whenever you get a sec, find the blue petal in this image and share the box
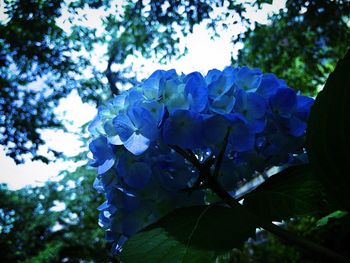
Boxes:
[162,110,203,149]
[209,91,236,114]
[248,118,266,133]
[256,73,280,98]
[98,212,111,229]
[98,159,115,174]
[227,115,255,152]
[88,115,103,136]
[270,88,297,117]
[104,120,123,145]
[97,201,109,211]
[113,114,135,142]
[112,235,128,254]
[93,178,104,193]
[126,88,144,106]
[184,72,208,112]
[143,70,166,99]
[124,132,151,155]
[295,95,314,121]
[139,101,165,126]
[89,136,115,169]
[205,69,221,84]
[128,106,159,140]
[235,90,266,118]
[123,162,152,189]
[287,116,307,137]
[207,68,236,99]
[107,187,140,212]
[203,114,230,146]
[235,66,262,90]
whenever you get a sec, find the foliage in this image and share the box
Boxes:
[0,0,75,163]
[236,0,350,95]
[0,166,115,262]
[0,0,250,163]
[235,214,350,263]
[243,164,330,222]
[121,206,255,263]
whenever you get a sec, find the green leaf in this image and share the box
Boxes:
[306,49,350,210]
[243,165,329,222]
[120,205,256,263]
[316,210,348,227]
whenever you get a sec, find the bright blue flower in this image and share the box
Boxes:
[88,65,314,253]
[234,66,262,90]
[107,186,140,212]
[295,95,314,121]
[270,87,297,118]
[155,153,198,192]
[117,155,152,189]
[113,106,159,155]
[205,69,221,84]
[162,109,203,149]
[256,73,280,98]
[184,72,208,112]
[234,89,266,132]
[209,88,236,114]
[161,77,190,113]
[203,114,230,147]
[207,67,235,99]
[136,100,165,126]
[89,136,115,174]
[226,114,255,152]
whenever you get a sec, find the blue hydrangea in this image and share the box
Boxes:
[88,66,314,254]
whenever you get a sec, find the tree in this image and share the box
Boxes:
[0,0,76,163]
[0,0,249,163]
[0,166,115,262]
[236,0,350,95]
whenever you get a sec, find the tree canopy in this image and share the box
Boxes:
[236,0,350,95]
[0,0,246,163]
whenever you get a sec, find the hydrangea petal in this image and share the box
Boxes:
[184,72,208,112]
[113,114,135,142]
[123,132,150,155]
[162,110,203,149]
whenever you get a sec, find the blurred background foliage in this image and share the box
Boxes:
[0,0,349,262]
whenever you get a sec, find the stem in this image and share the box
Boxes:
[169,145,201,169]
[209,178,348,263]
[213,128,230,178]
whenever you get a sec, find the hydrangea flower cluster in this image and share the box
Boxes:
[88,66,314,253]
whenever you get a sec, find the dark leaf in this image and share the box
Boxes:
[243,165,330,222]
[121,205,256,263]
[306,49,350,210]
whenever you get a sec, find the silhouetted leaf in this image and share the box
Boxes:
[243,165,329,222]
[121,205,256,263]
[307,49,350,210]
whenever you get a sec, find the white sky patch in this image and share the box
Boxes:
[0,1,286,189]
[0,91,95,190]
[128,22,245,77]
[0,148,76,190]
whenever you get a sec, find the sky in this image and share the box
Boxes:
[0,0,286,190]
